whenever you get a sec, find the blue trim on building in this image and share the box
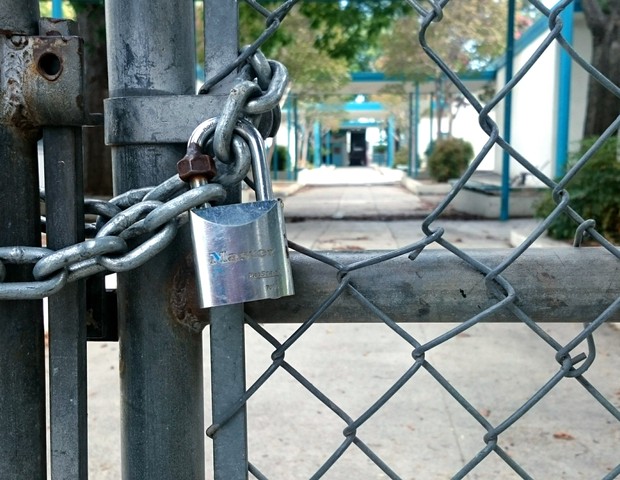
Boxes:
[490,3,582,72]
[341,120,383,128]
[313,121,321,168]
[555,2,575,178]
[350,69,496,84]
[387,116,395,168]
[489,16,548,71]
[343,101,385,112]
[52,0,63,18]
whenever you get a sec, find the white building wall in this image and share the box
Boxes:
[495,32,559,180]
[494,12,592,182]
[569,15,592,149]
[451,105,497,170]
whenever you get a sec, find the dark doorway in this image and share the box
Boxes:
[349,130,367,166]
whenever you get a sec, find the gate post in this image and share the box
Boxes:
[203,1,250,478]
[0,2,47,479]
[104,1,205,478]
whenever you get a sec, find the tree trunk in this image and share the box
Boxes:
[583,9,620,137]
[74,3,113,196]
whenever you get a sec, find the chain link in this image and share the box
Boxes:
[212,56,289,164]
[0,180,226,299]
[0,47,288,300]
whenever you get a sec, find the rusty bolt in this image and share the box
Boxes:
[177,143,217,182]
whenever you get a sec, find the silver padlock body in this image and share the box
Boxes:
[190,200,294,308]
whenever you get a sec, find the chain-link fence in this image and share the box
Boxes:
[205,1,620,478]
[0,0,618,479]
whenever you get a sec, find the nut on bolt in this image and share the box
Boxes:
[177,143,217,183]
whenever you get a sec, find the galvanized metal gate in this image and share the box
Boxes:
[0,0,618,479]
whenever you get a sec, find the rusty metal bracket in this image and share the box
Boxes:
[0,19,97,129]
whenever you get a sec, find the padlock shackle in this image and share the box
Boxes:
[187,117,273,201]
[234,119,273,202]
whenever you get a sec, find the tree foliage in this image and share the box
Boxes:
[298,1,408,70]
[261,7,350,96]
[376,1,507,137]
[535,137,620,242]
[237,5,351,168]
[377,2,507,80]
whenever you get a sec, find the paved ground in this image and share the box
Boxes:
[283,184,436,220]
[278,166,563,250]
[80,167,619,479]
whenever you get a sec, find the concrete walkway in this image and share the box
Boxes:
[277,166,564,250]
[83,167,619,479]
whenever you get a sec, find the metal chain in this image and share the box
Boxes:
[213,50,289,165]
[0,49,289,300]
[0,180,226,300]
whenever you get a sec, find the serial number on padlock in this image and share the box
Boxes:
[248,270,281,279]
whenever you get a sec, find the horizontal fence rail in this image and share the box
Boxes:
[244,249,620,324]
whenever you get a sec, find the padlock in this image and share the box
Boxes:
[185,118,294,308]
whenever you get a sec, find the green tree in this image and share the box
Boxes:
[44,1,405,176]
[220,5,351,167]
[261,8,349,168]
[235,1,408,71]
[298,1,408,70]
[377,1,508,138]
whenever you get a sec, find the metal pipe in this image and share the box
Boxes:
[287,97,293,171]
[41,17,88,479]
[293,95,299,180]
[326,130,332,165]
[414,82,420,178]
[387,115,395,168]
[0,132,47,480]
[44,127,88,479]
[243,248,620,324]
[203,1,249,479]
[555,2,574,178]
[52,0,62,18]
[104,0,204,478]
[210,304,249,480]
[313,120,321,168]
[500,0,516,220]
[429,92,434,148]
[0,1,47,478]
[408,91,413,177]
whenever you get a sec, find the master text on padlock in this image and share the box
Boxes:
[208,248,275,266]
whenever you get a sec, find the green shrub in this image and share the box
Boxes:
[271,145,289,171]
[374,144,387,154]
[424,140,436,158]
[394,148,409,167]
[427,137,473,182]
[535,137,620,242]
